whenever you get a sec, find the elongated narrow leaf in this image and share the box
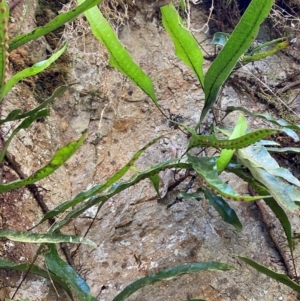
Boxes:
[50,158,191,232]
[217,114,247,173]
[0,85,71,125]
[188,129,277,150]
[161,3,204,88]
[0,109,49,163]
[201,0,274,122]
[237,145,300,211]
[238,256,300,293]
[45,245,98,301]
[8,0,103,51]
[0,229,96,247]
[229,168,293,254]
[0,0,9,88]
[0,131,86,193]
[0,258,73,299]
[38,136,164,225]
[267,147,300,153]
[0,44,67,100]
[226,106,300,132]
[113,262,234,301]
[203,187,242,231]
[77,0,157,105]
[187,155,269,201]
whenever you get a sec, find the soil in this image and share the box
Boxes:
[1,0,300,300]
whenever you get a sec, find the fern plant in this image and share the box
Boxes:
[0,0,300,300]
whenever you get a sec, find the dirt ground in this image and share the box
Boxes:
[1,0,300,300]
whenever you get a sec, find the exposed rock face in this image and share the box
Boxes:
[1,1,300,300]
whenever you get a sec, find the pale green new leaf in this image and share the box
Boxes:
[0,44,67,100]
[113,262,234,301]
[237,145,300,211]
[0,131,86,193]
[0,229,96,247]
[161,3,204,88]
[77,0,157,104]
[216,114,247,173]
[9,0,103,51]
[201,0,274,122]
[229,168,293,255]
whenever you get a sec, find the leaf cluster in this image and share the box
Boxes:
[0,0,299,300]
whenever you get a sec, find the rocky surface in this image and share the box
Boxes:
[0,1,300,300]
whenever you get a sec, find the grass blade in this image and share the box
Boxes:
[113,262,234,301]
[78,0,157,104]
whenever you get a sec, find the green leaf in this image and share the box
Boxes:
[113,262,234,301]
[78,0,157,105]
[266,147,300,153]
[177,191,203,201]
[45,245,98,301]
[211,32,230,47]
[237,145,300,211]
[0,0,9,87]
[241,39,290,65]
[0,44,67,100]
[226,106,300,132]
[238,256,300,293]
[161,3,204,88]
[0,85,72,125]
[0,258,73,299]
[0,131,87,193]
[49,158,191,232]
[38,135,164,225]
[149,173,161,196]
[229,168,293,255]
[8,0,104,51]
[0,229,96,247]
[188,129,278,150]
[187,155,269,202]
[0,109,49,163]
[203,187,242,231]
[216,114,248,173]
[201,0,274,122]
